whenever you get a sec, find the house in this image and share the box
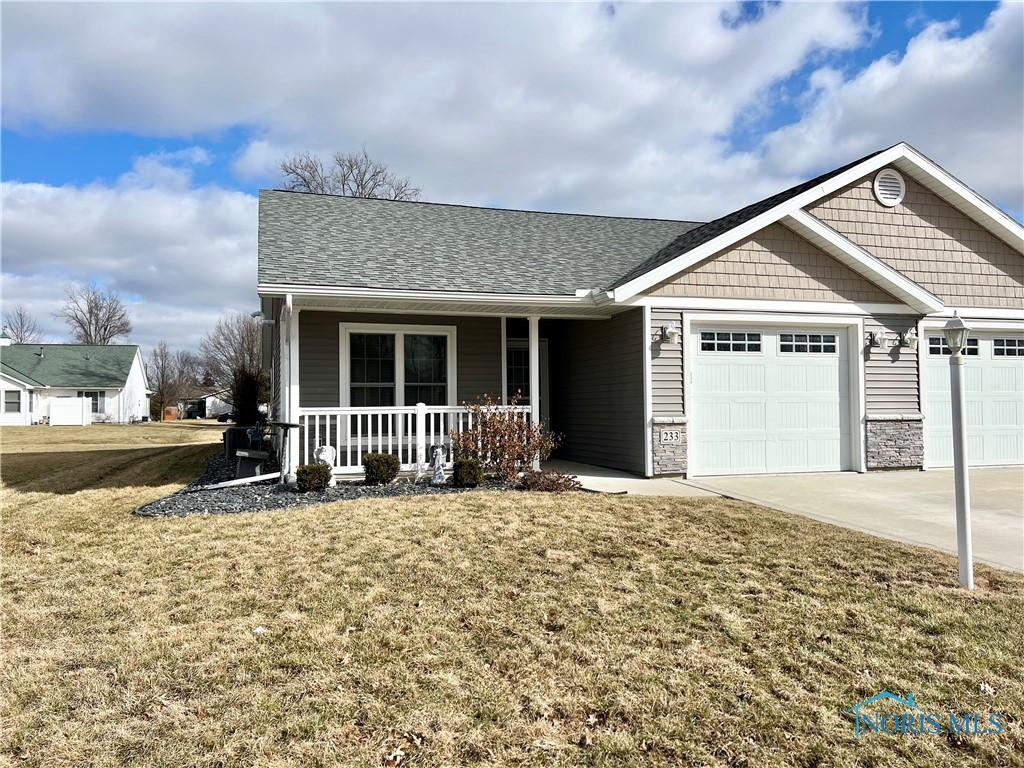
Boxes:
[0,340,151,425]
[257,143,1024,478]
[178,386,231,419]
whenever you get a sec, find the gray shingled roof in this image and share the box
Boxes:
[259,192,701,295]
[0,344,139,388]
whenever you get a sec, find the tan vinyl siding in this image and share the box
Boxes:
[808,175,1024,307]
[864,315,920,415]
[651,308,684,416]
[297,311,501,408]
[548,310,645,475]
[646,223,896,303]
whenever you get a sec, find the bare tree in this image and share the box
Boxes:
[58,283,132,344]
[280,147,420,200]
[200,313,266,425]
[3,304,42,344]
[148,341,181,421]
[175,349,204,389]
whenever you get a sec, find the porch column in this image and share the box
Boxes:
[528,315,540,470]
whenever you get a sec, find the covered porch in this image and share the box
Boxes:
[266,291,647,477]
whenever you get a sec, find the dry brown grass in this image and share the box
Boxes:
[1,425,1022,767]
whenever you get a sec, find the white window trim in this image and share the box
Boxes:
[339,322,457,407]
[682,313,866,475]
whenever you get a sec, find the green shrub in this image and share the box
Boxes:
[295,463,332,493]
[518,470,582,493]
[363,452,400,485]
[452,457,484,488]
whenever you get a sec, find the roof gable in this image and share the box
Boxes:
[0,345,140,388]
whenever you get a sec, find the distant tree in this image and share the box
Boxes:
[3,304,42,344]
[280,147,420,200]
[58,283,132,344]
[200,313,266,426]
[175,349,204,390]
[148,341,181,421]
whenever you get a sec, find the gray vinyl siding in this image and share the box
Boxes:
[297,311,501,408]
[548,309,645,474]
[864,315,921,414]
[651,308,684,416]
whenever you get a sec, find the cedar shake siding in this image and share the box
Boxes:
[297,311,501,408]
[645,223,897,303]
[807,175,1024,308]
[547,309,646,475]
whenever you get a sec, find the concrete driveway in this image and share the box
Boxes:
[686,467,1024,571]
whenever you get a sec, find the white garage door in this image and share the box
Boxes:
[689,327,852,476]
[922,332,1024,467]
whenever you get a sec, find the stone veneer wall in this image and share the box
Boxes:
[652,416,687,475]
[865,415,924,470]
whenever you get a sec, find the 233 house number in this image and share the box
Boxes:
[660,429,682,444]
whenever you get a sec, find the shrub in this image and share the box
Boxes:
[518,470,582,493]
[363,452,400,485]
[449,394,560,483]
[295,463,332,493]
[452,457,484,488]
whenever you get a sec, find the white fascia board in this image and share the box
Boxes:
[624,295,920,316]
[611,143,1022,302]
[611,145,908,301]
[258,282,589,306]
[784,209,943,314]
[925,307,1024,321]
[0,371,40,389]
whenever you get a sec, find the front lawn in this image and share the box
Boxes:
[1,429,1021,766]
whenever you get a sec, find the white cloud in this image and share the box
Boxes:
[760,3,1024,207]
[1,155,257,352]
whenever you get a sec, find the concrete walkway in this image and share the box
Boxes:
[545,460,718,497]
[688,467,1024,572]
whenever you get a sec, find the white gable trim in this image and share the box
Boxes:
[783,210,944,314]
[1,371,40,390]
[612,143,1024,302]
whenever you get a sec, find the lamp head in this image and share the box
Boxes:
[942,313,970,356]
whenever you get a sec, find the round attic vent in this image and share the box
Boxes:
[873,168,906,207]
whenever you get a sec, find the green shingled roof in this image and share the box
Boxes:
[0,344,140,388]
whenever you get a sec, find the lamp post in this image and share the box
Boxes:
[943,313,973,590]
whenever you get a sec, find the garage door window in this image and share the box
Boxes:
[993,339,1024,357]
[699,331,761,353]
[779,332,837,354]
[928,336,978,356]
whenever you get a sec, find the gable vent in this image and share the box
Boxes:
[873,168,906,207]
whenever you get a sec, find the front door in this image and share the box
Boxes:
[506,339,550,423]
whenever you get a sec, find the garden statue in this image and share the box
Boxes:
[430,444,446,486]
[313,443,338,487]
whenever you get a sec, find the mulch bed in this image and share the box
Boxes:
[136,455,513,518]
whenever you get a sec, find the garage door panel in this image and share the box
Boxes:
[923,332,1024,468]
[690,326,850,476]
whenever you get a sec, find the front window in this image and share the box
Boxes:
[506,343,530,403]
[77,390,105,413]
[4,390,20,413]
[344,326,454,407]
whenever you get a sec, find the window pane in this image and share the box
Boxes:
[405,335,448,406]
[4,391,20,413]
[748,343,761,352]
[506,347,530,402]
[350,333,396,404]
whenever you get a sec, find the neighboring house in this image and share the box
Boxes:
[178,387,232,419]
[0,340,151,425]
[257,143,1024,478]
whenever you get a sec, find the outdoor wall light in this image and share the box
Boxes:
[251,310,276,327]
[899,328,919,350]
[661,321,682,345]
[865,330,883,348]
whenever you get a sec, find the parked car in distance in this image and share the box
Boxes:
[217,411,237,423]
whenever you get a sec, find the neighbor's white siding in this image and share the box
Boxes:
[0,373,32,426]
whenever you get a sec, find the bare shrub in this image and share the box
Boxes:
[449,394,558,484]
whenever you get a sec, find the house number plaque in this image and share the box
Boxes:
[660,429,682,445]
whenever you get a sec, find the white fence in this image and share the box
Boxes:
[296,403,531,474]
[49,397,90,426]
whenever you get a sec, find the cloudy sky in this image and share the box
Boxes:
[2,1,1022,352]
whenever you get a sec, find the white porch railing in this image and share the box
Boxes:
[296,403,531,474]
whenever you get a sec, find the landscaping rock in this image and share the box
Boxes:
[136,454,511,518]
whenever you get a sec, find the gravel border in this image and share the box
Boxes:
[136,455,513,518]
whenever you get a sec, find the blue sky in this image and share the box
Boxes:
[2,1,1021,349]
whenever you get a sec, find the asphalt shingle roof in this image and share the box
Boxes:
[258,191,702,295]
[0,344,139,389]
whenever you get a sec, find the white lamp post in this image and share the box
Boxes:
[943,313,974,590]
